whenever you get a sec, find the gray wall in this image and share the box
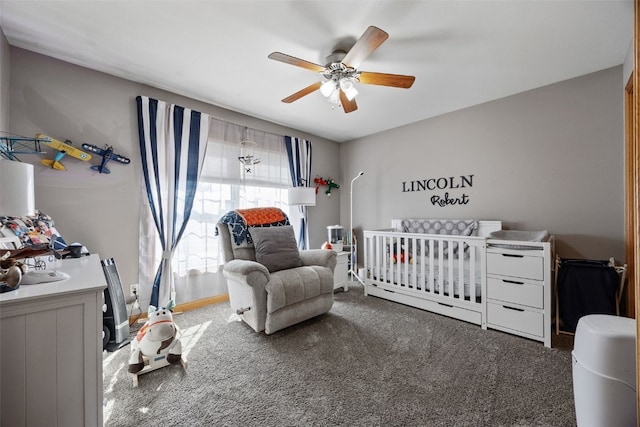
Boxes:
[0,27,9,130]
[5,41,628,295]
[8,47,341,296]
[341,66,625,263]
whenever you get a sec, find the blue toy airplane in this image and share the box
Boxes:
[81,143,130,174]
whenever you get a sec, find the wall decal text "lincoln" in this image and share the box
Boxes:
[402,175,473,207]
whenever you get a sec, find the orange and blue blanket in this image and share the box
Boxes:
[218,207,290,246]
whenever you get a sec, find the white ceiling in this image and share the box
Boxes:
[0,1,633,143]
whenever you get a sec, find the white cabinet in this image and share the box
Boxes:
[486,241,553,347]
[334,252,349,291]
[0,254,106,426]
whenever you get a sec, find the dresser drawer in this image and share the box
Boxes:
[487,277,543,309]
[487,302,544,338]
[487,252,543,281]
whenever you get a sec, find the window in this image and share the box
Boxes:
[171,119,296,276]
[172,182,292,275]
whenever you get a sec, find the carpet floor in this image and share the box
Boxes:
[103,283,576,426]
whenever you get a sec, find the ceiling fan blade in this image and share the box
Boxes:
[268,52,325,73]
[281,81,322,103]
[341,26,389,69]
[339,90,358,113]
[358,71,416,89]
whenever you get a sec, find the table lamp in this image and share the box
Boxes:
[287,186,316,249]
[0,159,35,292]
[286,187,316,207]
[0,159,35,217]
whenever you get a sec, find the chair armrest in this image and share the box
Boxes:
[223,259,270,288]
[299,249,337,271]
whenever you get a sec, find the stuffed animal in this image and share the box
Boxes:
[128,300,183,374]
[389,242,413,264]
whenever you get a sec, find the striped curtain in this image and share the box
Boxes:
[284,136,312,249]
[136,96,209,307]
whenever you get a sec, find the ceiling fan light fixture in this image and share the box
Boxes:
[320,80,337,97]
[340,78,358,101]
[268,26,415,113]
[328,89,341,105]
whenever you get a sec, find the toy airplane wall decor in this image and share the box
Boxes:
[81,143,131,174]
[37,133,92,171]
[313,176,340,196]
[0,134,47,160]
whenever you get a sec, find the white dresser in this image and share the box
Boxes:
[0,254,106,426]
[485,239,554,347]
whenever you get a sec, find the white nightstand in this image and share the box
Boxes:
[334,251,349,292]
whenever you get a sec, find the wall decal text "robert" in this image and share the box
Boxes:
[430,192,469,207]
[402,175,473,207]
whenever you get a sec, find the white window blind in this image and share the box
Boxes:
[200,119,290,187]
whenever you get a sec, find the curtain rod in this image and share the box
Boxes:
[140,94,301,141]
[140,94,310,142]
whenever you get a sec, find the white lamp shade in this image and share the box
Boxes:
[320,80,336,97]
[0,159,35,216]
[287,187,316,206]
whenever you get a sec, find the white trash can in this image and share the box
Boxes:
[572,314,636,427]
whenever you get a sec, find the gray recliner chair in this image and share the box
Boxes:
[217,208,336,334]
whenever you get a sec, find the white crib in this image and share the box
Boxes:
[362,220,502,329]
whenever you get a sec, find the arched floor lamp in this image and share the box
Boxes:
[348,171,364,285]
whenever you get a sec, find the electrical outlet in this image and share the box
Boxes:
[130,284,138,296]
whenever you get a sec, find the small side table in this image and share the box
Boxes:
[334,251,349,292]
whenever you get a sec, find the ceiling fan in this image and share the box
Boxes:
[268,26,415,114]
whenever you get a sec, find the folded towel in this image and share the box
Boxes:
[20,269,70,285]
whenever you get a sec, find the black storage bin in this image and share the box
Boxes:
[557,259,620,333]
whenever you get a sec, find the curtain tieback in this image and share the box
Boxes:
[162,250,173,260]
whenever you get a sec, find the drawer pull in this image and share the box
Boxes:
[503,305,525,312]
[438,302,453,308]
[502,279,524,285]
[502,254,524,258]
